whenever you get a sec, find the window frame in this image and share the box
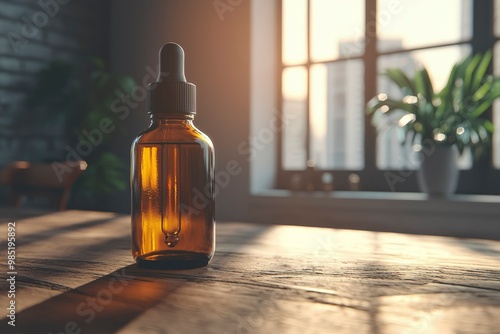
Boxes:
[277,0,500,194]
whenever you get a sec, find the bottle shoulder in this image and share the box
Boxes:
[133,122,214,149]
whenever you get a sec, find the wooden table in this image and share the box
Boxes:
[0,209,499,334]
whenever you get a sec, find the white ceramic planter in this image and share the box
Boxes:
[417,145,459,197]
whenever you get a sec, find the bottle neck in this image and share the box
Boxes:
[149,113,195,125]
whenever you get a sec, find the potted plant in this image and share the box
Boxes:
[20,58,136,209]
[366,51,499,197]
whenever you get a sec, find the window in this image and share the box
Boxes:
[278,0,500,194]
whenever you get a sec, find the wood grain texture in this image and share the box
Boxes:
[0,209,499,334]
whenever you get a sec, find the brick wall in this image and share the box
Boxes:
[0,0,110,166]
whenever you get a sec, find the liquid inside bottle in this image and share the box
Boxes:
[131,117,215,269]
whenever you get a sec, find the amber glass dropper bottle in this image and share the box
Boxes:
[131,43,215,269]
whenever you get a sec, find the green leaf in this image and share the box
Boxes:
[483,119,495,133]
[470,129,480,144]
[463,53,482,95]
[472,81,492,102]
[116,75,137,93]
[477,125,489,142]
[78,152,128,195]
[471,50,492,92]
[440,64,459,99]
[470,99,493,118]
[384,69,416,94]
[90,57,106,70]
[414,67,434,102]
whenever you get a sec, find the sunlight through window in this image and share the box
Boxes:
[280,0,497,192]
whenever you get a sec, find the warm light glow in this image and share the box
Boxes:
[349,173,360,183]
[398,113,416,127]
[378,93,388,101]
[282,0,307,65]
[141,146,158,190]
[164,145,180,236]
[378,0,470,53]
[79,161,88,170]
[13,161,30,169]
[310,64,327,142]
[415,47,468,91]
[282,67,307,101]
[140,146,161,251]
[282,0,471,170]
[434,133,447,142]
[403,95,418,104]
[412,144,422,152]
[310,0,365,61]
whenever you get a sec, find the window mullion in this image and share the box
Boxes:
[472,0,495,171]
[277,0,284,182]
[472,0,494,55]
[306,0,312,164]
[362,0,378,185]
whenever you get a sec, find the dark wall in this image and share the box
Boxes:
[110,0,252,215]
[0,0,110,166]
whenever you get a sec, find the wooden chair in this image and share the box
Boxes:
[1,160,87,211]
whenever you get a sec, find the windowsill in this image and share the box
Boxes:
[248,190,500,240]
[253,189,500,203]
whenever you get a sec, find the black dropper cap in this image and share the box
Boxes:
[148,43,196,115]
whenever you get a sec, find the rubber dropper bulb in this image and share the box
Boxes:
[158,43,186,83]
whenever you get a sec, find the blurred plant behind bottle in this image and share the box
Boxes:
[18,58,136,210]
